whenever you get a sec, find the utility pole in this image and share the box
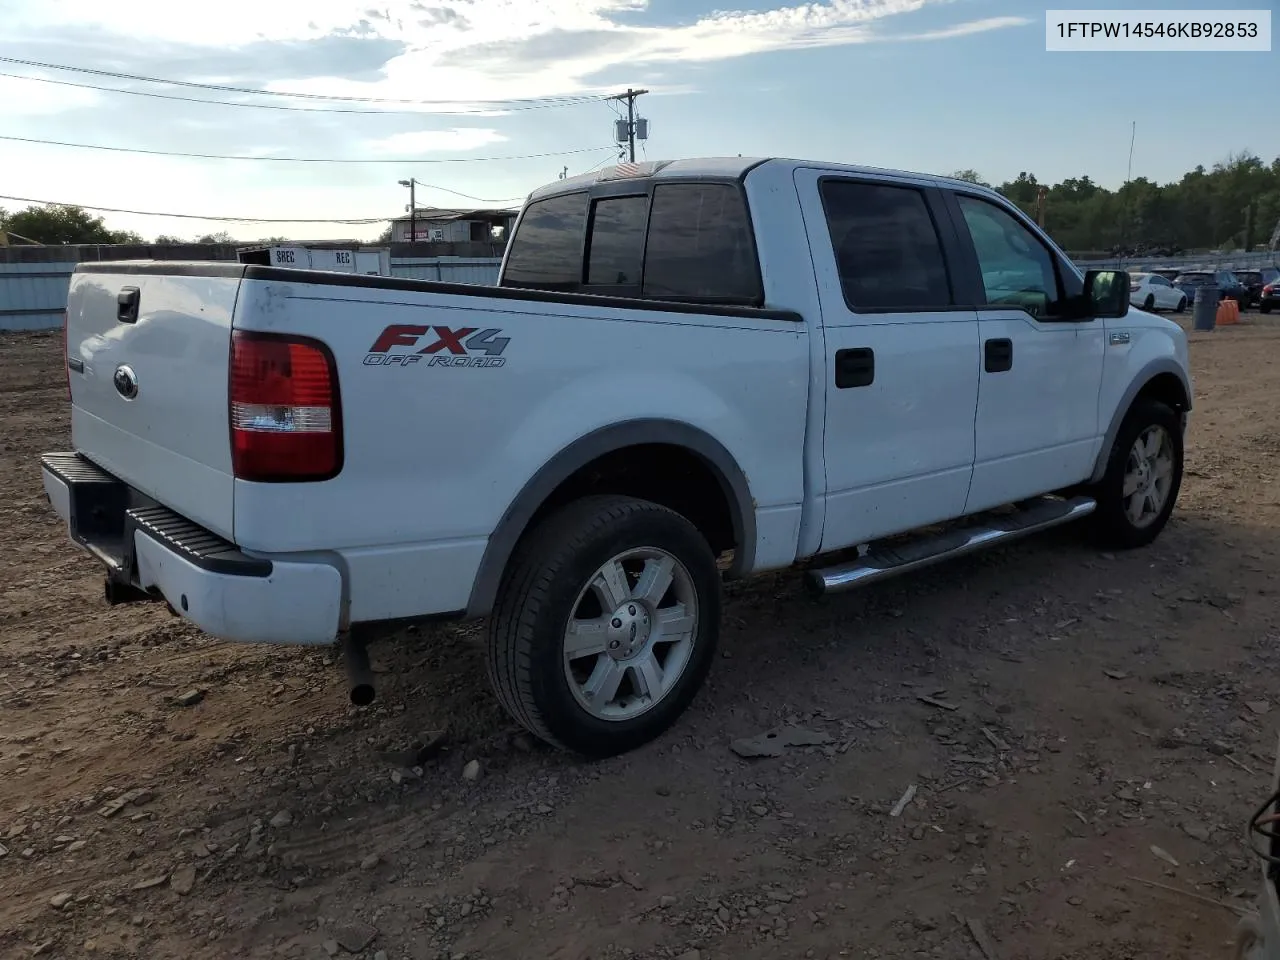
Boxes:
[397,178,417,243]
[609,88,649,162]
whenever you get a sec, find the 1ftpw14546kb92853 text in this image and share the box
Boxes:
[41,156,1193,757]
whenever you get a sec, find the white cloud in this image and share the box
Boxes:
[362,128,508,154]
[889,15,1031,41]
[0,0,1031,240]
[3,1,1028,108]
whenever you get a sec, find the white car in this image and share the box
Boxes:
[1130,272,1188,312]
[42,157,1193,757]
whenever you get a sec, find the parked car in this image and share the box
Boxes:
[1130,271,1188,312]
[1173,270,1249,305]
[1261,278,1280,314]
[40,157,1192,757]
[1232,268,1280,309]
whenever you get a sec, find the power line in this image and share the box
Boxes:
[0,70,599,116]
[0,133,612,165]
[0,56,609,108]
[0,192,526,224]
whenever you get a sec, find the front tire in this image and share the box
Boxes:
[1089,399,1183,549]
[1175,296,1187,313]
[487,495,720,757]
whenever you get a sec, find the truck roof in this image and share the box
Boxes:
[527,157,1005,202]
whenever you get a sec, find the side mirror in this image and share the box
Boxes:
[1083,269,1129,319]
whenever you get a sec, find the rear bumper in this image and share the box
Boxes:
[40,452,342,645]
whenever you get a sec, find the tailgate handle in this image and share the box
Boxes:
[116,287,140,324]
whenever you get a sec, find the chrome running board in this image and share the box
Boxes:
[808,495,1097,595]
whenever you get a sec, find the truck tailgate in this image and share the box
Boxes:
[66,266,240,540]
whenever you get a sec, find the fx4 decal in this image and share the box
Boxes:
[363,324,510,368]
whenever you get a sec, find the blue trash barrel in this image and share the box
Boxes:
[1192,284,1219,331]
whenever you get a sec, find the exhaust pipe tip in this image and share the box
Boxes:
[804,570,828,598]
[104,578,150,606]
[343,638,376,707]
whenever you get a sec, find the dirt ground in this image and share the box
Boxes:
[3,315,1280,960]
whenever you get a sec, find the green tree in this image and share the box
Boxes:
[0,204,142,244]
[195,230,237,244]
[154,234,186,244]
[961,149,1280,253]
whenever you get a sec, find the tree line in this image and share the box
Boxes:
[5,151,1279,253]
[0,205,287,246]
[950,151,1280,255]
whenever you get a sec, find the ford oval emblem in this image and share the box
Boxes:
[113,364,139,400]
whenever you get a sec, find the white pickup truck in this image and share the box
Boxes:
[42,157,1192,757]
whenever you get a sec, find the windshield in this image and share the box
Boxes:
[1175,273,1211,284]
[1236,272,1262,283]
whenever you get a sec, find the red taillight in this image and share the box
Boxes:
[229,331,342,482]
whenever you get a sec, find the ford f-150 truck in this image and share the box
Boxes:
[41,157,1192,757]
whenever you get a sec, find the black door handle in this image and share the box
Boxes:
[117,287,140,324]
[835,347,874,388]
[984,338,1012,373]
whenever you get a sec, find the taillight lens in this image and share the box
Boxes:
[229,331,342,482]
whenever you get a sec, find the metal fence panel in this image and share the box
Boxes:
[1076,251,1280,272]
[389,257,502,285]
[0,261,77,330]
[1,257,504,331]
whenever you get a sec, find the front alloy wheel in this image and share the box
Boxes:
[1091,398,1184,549]
[1121,424,1176,529]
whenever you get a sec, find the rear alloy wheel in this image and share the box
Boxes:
[1090,399,1183,549]
[487,495,720,757]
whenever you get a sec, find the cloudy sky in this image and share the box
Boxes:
[1,0,1276,241]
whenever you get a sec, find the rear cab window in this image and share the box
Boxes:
[499,178,764,306]
[501,192,588,291]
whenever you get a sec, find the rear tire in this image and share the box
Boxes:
[1261,302,1272,315]
[1175,297,1187,313]
[1088,399,1183,549]
[1143,294,1155,311]
[486,495,720,758]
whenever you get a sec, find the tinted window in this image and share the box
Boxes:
[1177,273,1211,283]
[586,196,648,286]
[956,194,1063,318]
[820,180,952,310]
[501,192,587,290]
[642,183,761,303]
[1237,271,1262,283]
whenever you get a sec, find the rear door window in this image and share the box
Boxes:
[641,183,761,304]
[501,192,588,290]
[820,179,953,311]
